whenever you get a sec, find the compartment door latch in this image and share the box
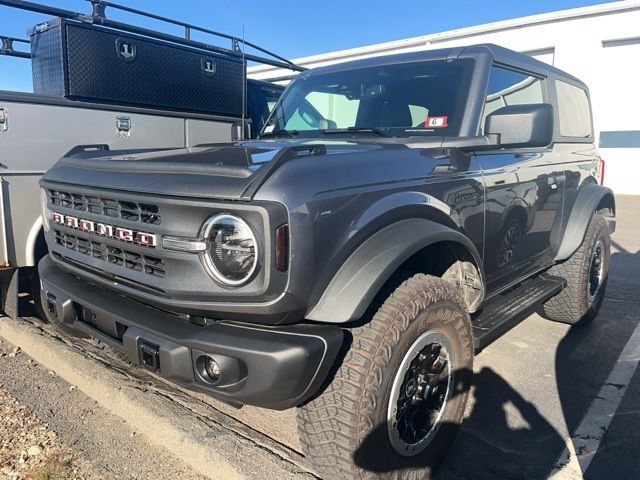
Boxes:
[116,115,132,137]
[0,107,7,132]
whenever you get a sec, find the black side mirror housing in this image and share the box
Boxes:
[485,103,554,149]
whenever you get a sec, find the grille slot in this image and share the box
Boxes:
[49,189,161,225]
[54,230,165,278]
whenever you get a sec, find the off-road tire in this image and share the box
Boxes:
[33,270,89,339]
[541,213,610,325]
[297,274,473,480]
[29,269,47,320]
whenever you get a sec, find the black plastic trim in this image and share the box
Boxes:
[306,218,485,323]
[39,255,343,410]
[554,183,616,261]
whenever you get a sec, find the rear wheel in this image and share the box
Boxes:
[541,213,610,325]
[297,274,473,480]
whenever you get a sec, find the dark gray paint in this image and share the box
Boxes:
[39,43,612,329]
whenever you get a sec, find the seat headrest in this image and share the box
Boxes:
[380,101,412,128]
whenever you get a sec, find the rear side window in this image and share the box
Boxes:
[482,65,544,131]
[555,80,592,138]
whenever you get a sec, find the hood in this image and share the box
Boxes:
[41,138,445,200]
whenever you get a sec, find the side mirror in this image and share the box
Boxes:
[485,103,553,149]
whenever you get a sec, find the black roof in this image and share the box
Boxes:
[304,43,586,89]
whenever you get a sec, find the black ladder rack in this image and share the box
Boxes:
[0,0,305,72]
[0,35,30,58]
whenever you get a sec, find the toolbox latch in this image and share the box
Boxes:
[115,38,136,61]
[201,58,216,75]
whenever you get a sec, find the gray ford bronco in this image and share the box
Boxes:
[38,44,615,479]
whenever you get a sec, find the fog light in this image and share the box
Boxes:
[196,355,221,383]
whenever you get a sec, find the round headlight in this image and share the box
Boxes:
[202,214,258,286]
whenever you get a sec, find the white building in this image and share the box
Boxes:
[249,1,640,195]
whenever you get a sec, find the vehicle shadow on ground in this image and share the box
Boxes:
[354,366,565,479]
[554,242,640,480]
[355,245,640,479]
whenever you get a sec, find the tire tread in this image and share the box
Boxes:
[298,274,471,480]
[541,214,610,324]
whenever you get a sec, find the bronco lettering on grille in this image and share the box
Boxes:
[50,212,157,247]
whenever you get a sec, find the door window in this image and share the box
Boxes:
[482,66,544,131]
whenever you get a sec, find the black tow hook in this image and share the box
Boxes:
[137,340,160,371]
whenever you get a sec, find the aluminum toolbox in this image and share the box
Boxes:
[29,18,245,117]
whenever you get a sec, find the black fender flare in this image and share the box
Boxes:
[554,183,615,262]
[305,218,485,324]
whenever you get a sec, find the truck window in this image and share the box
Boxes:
[555,80,592,138]
[287,91,360,129]
[482,65,544,131]
[268,59,474,137]
[263,88,282,113]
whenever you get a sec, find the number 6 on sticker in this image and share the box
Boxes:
[425,115,448,128]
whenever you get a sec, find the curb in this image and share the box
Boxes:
[0,316,315,480]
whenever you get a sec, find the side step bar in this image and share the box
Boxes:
[472,276,565,351]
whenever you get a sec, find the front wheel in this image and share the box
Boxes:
[31,269,88,339]
[29,269,46,320]
[297,274,473,480]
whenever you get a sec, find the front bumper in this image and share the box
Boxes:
[39,255,343,410]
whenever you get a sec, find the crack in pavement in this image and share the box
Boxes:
[138,385,320,479]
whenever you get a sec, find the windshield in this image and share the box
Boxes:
[262,59,474,138]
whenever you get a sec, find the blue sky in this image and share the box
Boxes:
[1,0,617,92]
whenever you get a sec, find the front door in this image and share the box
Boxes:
[476,65,565,294]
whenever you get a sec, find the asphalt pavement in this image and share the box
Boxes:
[0,195,638,480]
[439,194,640,480]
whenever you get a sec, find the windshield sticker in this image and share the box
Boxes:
[263,125,275,133]
[424,116,448,128]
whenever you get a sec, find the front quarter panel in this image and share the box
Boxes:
[254,144,486,323]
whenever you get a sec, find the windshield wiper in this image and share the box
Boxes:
[259,129,301,138]
[321,127,391,137]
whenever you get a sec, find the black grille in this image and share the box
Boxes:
[49,189,161,225]
[54,230,166,278]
